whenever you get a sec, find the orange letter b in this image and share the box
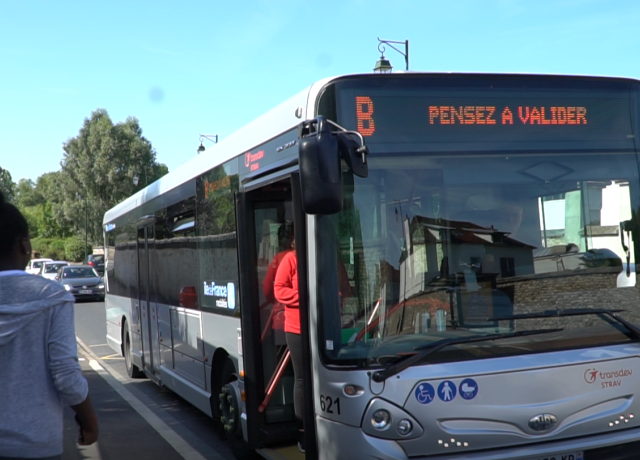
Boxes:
[356,96,375,136]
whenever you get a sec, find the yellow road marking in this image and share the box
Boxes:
[101,353,124,360]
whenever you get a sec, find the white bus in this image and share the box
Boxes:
[104,72,640,460]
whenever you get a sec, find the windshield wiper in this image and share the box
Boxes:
[488,308,640,340]
[371,328,563,383]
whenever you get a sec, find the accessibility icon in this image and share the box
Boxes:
[438,380,457,402]
[414,382,435,404]
[459,378,479,400]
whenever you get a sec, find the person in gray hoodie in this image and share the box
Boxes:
[0,190,98,459]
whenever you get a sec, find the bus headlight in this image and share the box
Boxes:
[397,419,413,436]
[372,410,391,430]
[362,398,423,440]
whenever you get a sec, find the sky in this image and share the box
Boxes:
[1,0,640,183]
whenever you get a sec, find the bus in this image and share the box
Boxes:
[104,72,640,460]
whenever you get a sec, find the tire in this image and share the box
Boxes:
[123,321,145,379]
[216,359,257,460]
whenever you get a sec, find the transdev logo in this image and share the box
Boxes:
[244,150,264,168]
[584,368,633,384]
[584,368,598,384]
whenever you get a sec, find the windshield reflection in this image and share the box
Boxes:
[317,151,640,367]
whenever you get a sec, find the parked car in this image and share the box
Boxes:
[84,254,105,276]
[56,265,105,301]
[38,261,69,280]
[25,258,53,275]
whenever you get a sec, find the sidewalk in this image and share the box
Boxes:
[62,353,188,460]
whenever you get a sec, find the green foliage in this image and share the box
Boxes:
[57,109,168,245]
[21,201,71,240]
[0,166,15,202]
[197,165,239,236]
[65,237,91,262]
[20,206,41,238]
[31,238,66,260]
[15,178,44,208]
[49,239,67,260]
[30,236,92,262]
[30,237,49,257]
[5,109,166,255]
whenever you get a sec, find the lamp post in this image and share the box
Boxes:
[77,192,88,262]
[84,198,88,262]
[197,134,219,154]
[374,37,409,73]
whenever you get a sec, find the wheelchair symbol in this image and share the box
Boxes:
[415,383,435,404]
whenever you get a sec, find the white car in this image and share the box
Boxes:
[39,261,70,280]
[25,258,53,275]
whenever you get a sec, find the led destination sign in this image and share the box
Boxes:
[357,97,591,133]
[345,89,632,149]
[427,105,587,126]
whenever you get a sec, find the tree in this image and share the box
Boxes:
[15,173,72,240]
[15,178,44,208]
[58,109,168,244]
[0,167,15,202]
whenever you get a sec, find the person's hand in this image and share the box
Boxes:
[75,414,98,445]
[79,425,98,445]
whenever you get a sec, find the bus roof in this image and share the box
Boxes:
[103,74,349,225]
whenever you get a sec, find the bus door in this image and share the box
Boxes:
[137,223,159,379]
[237,178,301,450]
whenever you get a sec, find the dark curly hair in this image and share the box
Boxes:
[278,222,294,251]
[0,190,29,258]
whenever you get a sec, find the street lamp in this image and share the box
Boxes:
[374,37,409,73]
[132,168,147,188]
[197,134,219,154]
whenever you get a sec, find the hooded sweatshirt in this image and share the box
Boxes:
[0,271,88,458]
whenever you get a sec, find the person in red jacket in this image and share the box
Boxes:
[273,249,303,451]
[274,244,352,453]
[262,223,294,333]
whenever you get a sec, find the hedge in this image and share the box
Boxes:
[30,237,92,262]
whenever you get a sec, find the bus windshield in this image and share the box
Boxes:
[317,149,640,367]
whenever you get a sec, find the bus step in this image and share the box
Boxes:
[257,445,305,460]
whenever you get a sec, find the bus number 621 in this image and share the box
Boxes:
[319,395,341,415]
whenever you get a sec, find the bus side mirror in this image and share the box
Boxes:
[299,116,343,215]
[337,132,368,179]
[298,116,369,214]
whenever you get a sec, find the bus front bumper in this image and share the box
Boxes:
[316,416,640,460]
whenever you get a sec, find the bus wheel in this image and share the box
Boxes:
[218,359,255,459]
[123,321,144,379]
